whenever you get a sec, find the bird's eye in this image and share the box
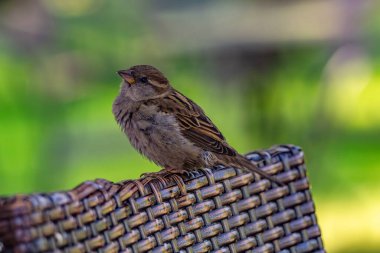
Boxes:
[140,77,148,83]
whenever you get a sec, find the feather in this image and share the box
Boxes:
[149,90,237,156]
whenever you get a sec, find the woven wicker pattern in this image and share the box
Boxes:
[0,145,324,253]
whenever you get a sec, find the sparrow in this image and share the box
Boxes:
[112,65,282,187]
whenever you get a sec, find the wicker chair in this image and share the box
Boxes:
[0,145,324,253]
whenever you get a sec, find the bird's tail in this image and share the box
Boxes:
[223,154,284,186]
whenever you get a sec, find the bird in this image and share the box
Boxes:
[112,65,283,188]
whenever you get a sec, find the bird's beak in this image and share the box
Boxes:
[117,70,136,84]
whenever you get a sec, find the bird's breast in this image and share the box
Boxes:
[124,104,202,168]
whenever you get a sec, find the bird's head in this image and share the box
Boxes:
[117,65,170,101]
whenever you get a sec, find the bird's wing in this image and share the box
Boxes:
[153,90,237,156]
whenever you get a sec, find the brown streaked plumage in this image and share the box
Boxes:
[113,65,283,186]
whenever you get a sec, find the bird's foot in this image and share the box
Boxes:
[164,168,200,195]
[141,168,189,195]
[164,168,199,178]
[140,171,171,188]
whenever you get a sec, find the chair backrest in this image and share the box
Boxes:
[0,145,324,252]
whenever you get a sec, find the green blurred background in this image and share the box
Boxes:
[0,0,379,252]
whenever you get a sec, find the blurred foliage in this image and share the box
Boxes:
[0,1,379,252]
